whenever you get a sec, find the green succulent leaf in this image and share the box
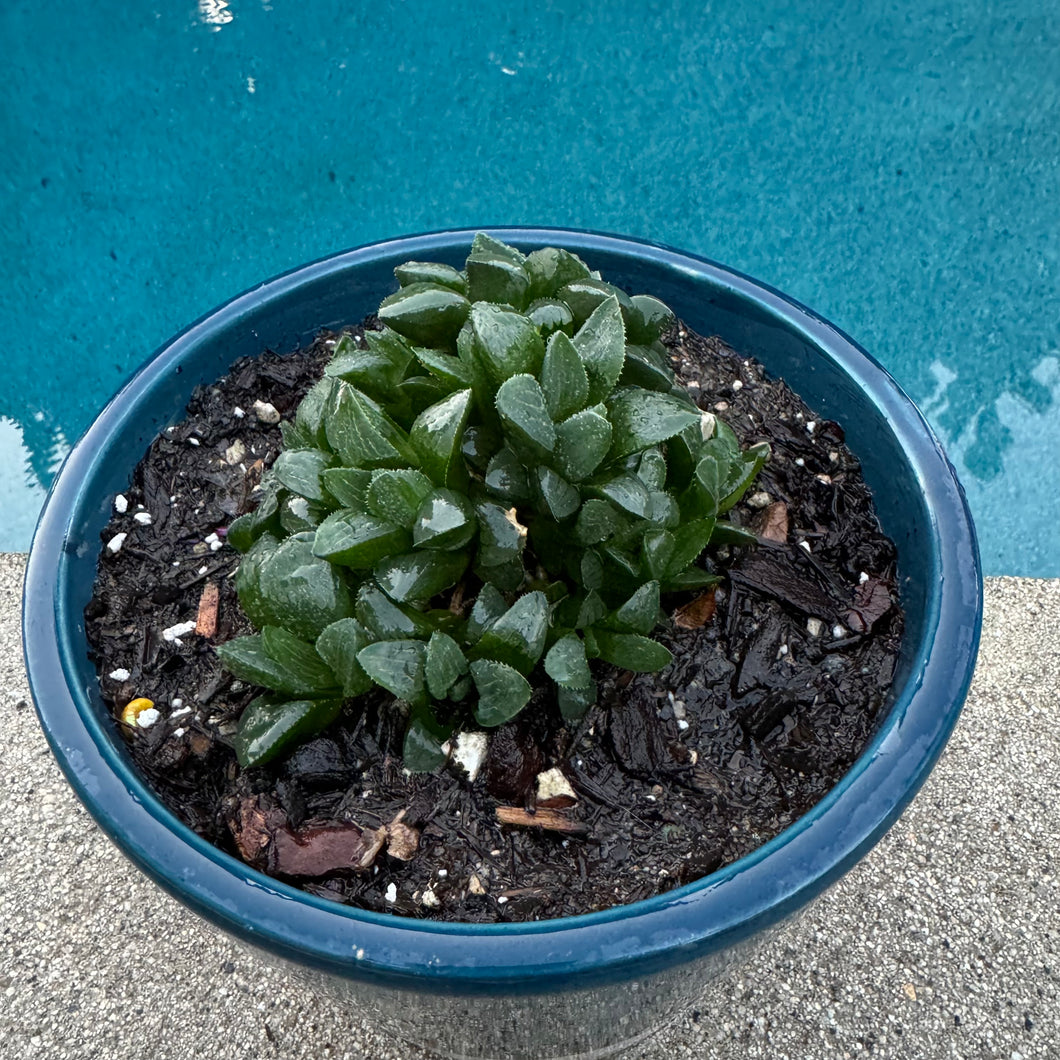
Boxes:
[217,634,326,696]
[540,330,589,421]
[395,261,467,293]
[466,246,530,309]
[355,584,436,640]
[234,695,344,769]
[620,344,675,393]
[403,708,453,772]
[535,465,581,521]
[294,376,337,449]
[313,509,411,569]
[559,279,632,330]
[527,298,575,338]
[325,382,418,469]
[720,442,771,512]
[357,640,428,706]
[413,488,477,550]
[589,472,651,519]
[248,533,356,640]
[524,246,592,300]
[484,447,532,504]
[472,591,549,674]
[409,388,472,489]
[468,303,545,384]
[710,521,758,546]
[425,630,468,699]
[572,295,627,405]
[495,373,556,461]
[471,659,533,727]
[377,282,470,347]
[325,329,412,394]
[576,589,608,628]
[574,498,626,546]
[314,618,374,697]
[366,469,435,527]
[413,346,473,390]
[606,389,702,460]
[556,680,597,722]
[320,467,373,509]
[554,408,612,482]
[608,581,661,635]
[544,633,593,689]
[467,583,508,642]
[374,549,469,605]
[592,630,673,672]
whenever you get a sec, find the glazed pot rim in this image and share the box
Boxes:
[23,227,982,993]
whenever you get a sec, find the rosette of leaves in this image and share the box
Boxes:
[217,234,769,771]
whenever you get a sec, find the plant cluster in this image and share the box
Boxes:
[218,235,768,770]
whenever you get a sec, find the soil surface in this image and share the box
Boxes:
[85,322,903,922]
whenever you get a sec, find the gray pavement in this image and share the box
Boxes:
[2,553,1057,1059]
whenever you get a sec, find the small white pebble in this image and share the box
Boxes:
[171,560,181,568]
[106,532,127,554]
[778,644,789,656]
[699,411,716,440]
[421,887,440,908]
[468,874,486,895]
[204,532,219,545]
[536,767,577,805]
[253,399,281,424]
[136,708,160,728]
[832,624,847,639]
[496,896,509,905]
[188,437,200,447]
[437,868,448,878]
[133,511,153,525]
[172,727,185,739]
[224,440,246,465]
[798,540,812,554]
[233,406,246,419]
[795,457,805,467]
[746,491,772,509]
[732,379,743,391]
[806,421,816,433]
[209,540,223,552]
[806,618,825,637]
[108,668,131,682]
[198,565,208,575]
[451,731,489,783]
[676,719,690,731]
[114,494,128,514]
[385,883,398,904]
[162,620,197,643]
[859,571,870,584]
[287,497,309,519]
[829,450,840,463]
[172,706,192,719]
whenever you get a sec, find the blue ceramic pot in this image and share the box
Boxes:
[23,229,981,1059]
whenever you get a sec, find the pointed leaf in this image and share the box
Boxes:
[403,709,453,772]
[469,303,545,383]
[413,488,477,550]
[641,529,676,581]
[496,373,556,461]
[720,442,770,512]
[425,631,468,699]
[606,389,702,460]
[294,376,337,449]
[527,298,575,339]
[234,695,344,769]
[217,634,320,696]
[524,246,592,300]
[472,591,549,674]
[592,631,673,672]
[540,330,589,421]
[255,625,340,695]
[325,382,418,469]
[366,469,435,527]
[609,581,661,635]
[414,346,473,390]
[325,329,412,393]
[535,466,580,520]
[377,282,470,346]
[466,252,530,309]
[256,533,356,640]
[589,472,651,519]
[357,640,427,705]
[374,549,469,604]
[558,279,632,329]
[484,447,532,503]
[576,590,608,628]
[271,449,334,503]
[667,517,717,575]
[312,509,411,569]
[315,618,373,697]
[555,408,612,481]
[471,659,533,727]
[395,261,466,293]
[627,294,675,343]
[410,388,472,488]
[355,584,436,640]
[544,634,593,689]
[574,499,626,546]
[321,467,372,509]
[572,295,627,404]
[556,681,597,722]
[467,583,508,643]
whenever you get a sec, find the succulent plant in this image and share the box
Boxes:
[217,234,769,771]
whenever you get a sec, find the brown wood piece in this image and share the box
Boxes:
[495,805,589,836]
[673,589,717,629]
[195,581,220,638]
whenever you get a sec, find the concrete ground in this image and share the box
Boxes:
[2,554,1057,1059]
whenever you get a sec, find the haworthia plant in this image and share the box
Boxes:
[218,234,769,770]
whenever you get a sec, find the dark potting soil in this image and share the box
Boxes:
[85,322,903,923]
